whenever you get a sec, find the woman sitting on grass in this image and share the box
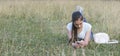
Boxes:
[66,8,93,48]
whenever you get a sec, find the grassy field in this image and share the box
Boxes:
[0,1,120,56]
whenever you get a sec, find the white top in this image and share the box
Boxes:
[66,22,92,39]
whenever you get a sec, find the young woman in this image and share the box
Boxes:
[66,11,92,48]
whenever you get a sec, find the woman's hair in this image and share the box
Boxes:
[70,11,83,43]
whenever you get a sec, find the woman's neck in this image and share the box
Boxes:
[77,25,83,34]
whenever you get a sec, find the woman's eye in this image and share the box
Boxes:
[75,24,79,26]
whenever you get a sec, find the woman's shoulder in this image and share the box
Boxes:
[67,22,72,26]
[83,22,92,31]
[83,22,92,27]
[66,22,72,31]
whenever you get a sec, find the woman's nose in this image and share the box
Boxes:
[79,25,81,27]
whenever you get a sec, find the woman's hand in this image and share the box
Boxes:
[72,40,88,49]
[78,40,88,47]
[72,42,81,49]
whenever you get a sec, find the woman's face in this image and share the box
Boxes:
[74,18,83,29]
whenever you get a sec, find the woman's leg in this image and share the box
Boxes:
[83,18,87,22]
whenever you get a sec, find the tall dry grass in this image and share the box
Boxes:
[0,1,120,56]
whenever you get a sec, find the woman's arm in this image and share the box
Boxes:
[84,29,91,46]
[79,29,91,47]
[66,29,72,43]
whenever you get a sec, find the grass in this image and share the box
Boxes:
[0,0,120,56]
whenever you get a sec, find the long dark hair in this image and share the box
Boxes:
[69,11,83,43]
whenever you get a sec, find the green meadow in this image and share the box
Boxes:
[0,1,120,56]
